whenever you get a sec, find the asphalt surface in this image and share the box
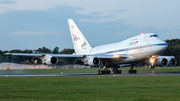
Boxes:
[1,72,180,77]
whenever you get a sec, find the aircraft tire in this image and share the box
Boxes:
[150,65,155,69]
[132,70,134,74]
[100,70,102,74]
[128,70,131,74]
[107,70,109,74]
[129,70,132,74]
[134,70,137,74]
[119,70,122,74]
[106,70,108,74]
[98,70,100,74]
[105,70,107,74]
[117,70,119,74]
[102,70,104,74]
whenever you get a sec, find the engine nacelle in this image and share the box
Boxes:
[155,57,168,67]
[166,56,177,66]
[85,57,100,67]
[43,56,58,65]
[155,56,177,67]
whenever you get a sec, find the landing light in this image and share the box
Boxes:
[150,59,155,63]
[151,59,154,63]
[141,33,144,35]
[114,55,120,58]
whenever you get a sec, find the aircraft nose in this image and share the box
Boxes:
[163,43,168,50]
[160,42,168,53]
[163,39,168,48]
[153,39,168,54]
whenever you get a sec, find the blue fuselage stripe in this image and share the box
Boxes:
[95,43,167,55]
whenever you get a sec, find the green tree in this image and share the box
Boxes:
[52,47,59,54]
[35,47,52,53]
[60,48,75,54]
[163,39,180,65]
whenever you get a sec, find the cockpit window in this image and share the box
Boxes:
[150,35,158,37]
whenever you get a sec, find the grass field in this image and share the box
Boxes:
[0,66,180,74]
[0,76,180,101]
[0,67,180,101]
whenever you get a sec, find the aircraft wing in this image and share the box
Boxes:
[5,53,43,57]
[5,53,84,58]
[5,53,127,58]
[5,53,128,66]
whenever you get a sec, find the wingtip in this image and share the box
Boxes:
[4,53,11,55]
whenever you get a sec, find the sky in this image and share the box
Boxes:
[0,0,180,51]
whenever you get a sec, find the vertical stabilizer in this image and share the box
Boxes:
[68,19,92,53]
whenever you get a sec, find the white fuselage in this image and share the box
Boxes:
[77,33,167,66]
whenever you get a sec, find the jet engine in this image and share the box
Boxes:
[42,56,58,65]
[85,57,101,67]
[155,57,168,67]
[166,56,177,66]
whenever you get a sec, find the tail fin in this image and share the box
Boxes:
[68,19,92,53]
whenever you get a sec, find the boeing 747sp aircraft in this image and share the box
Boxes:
[6,19,177,74]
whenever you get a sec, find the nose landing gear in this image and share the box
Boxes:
[128,64,137,74]
[149,65,155,69]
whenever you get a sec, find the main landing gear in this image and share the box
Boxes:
[128,64,137,74]
[113,66,122,74]
[98,69,111,74]
[98,62,112,74]
[97,64,138,74]
[98,66,122,75]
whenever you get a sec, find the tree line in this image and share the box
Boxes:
[0,47,74,64]
[0,38,180,65]
[162,39,180,65]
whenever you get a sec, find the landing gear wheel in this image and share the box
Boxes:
[118,70,122,74]
[113,67,122,74]
[132,70,134,74]
[98,67,111,75]
[129,64,137,74]
[134,70,137,74]
[98,70,100,74]
[129,70,137,74]
[114,70,116,74]
[100,70,102,74]
[106,70,108,74]
[150,65,155,69]
[103,70,105,74]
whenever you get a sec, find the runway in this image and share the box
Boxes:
[1,72,180,77]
